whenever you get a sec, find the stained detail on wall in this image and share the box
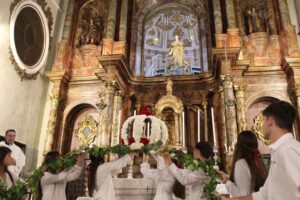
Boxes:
[9,0,52,80]
[143,5,204,77]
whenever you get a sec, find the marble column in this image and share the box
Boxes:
[62,0,75,41]
[213,0,222,34]
[52,0,75,70]
[43,95,60,154]
[201,101,208,141]
[111,92,123,146]
[267,0,277,35]
[106,0,117,39]
[278,0,292,27]
[225,0,237,29]
[99,81,117,146]
[234,85,247,133]
[221,75,238,147]
[119,0,128,41]
[219,86,227,150]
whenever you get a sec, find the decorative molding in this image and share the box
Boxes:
[9,0,53,80]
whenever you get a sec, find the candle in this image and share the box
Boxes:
[133,110,136,116]
[225,45,228,63]
[211,107,217,148]
[147,122,150,138]
[182,111,185,147]
[197,109,200,142]
[117,110,122,144]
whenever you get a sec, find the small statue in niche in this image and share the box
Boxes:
[78,1,104,46]
[246,6,266,33]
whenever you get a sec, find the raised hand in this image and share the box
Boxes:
[162,154,173,166]
[76,153,85,166]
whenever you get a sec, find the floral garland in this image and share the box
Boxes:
[0,143,219,200]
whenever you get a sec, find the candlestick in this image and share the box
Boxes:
[197,109,200,142]
[225,45,228,63]
[182,111,185,147]
[147,122,150,138]
[211,107,217,148]
[117,110,122,144]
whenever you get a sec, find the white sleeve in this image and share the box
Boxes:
[140,162,160,180]
[225,160,252,197]
[167,163,206,185]
[252,176,269,200]
[98,154,132,175]
[41,171,68,185]
[65,165,83,182]
[16,148,25,175]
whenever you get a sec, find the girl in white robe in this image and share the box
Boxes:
[39,151,84,200]
[92,153,133,200]
[141,155,176,200]
[164,142,213,200]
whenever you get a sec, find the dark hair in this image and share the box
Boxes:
[0,146,14,185]
[230,131,267,192]
[43,151,60,165]
[195,142,213,159]
[88,154,105,196]
[262,101,296,132]
[5,129,16,135]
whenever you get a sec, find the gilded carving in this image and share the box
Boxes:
[252,113,269,144]
[76,115,98,146]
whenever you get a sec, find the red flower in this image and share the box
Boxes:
[128,136,135,145]
[120,138,125,145]
[138,106,153,116]
[140,137,150,146]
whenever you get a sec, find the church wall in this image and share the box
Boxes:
[0,0,69,172]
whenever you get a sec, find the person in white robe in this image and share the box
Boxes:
[92,153,134,200]
[216,131,267,197]
[141,155,176,200]
[163,142,213,200]
[40,151,84,200]
[0,129,25,177]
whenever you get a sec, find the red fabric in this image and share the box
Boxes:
[128,136,135,145]
[140,137,150,146]
[120,138,125,145]
[251,150,263,177]
[138,106,153,116]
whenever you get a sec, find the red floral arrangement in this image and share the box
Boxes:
[140,137,150,146]
[127,136,135,145]
[138,106,153,116]
[119,138,125,145]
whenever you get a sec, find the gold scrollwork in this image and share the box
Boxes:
[76,115,98,146]
[251,112,269,144]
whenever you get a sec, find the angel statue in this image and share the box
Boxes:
[169,35,184,66]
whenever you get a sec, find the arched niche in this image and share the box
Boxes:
[132,1,209,76]
[155,94,183,147]
[61,103,99,155]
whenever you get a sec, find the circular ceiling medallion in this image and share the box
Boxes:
[9,0,52,80]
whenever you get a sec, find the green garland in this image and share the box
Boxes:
[0,141,219,200]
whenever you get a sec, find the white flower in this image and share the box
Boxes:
[130,142,144,150]
[150,150,156,155]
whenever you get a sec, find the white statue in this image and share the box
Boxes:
[169,35,184,66]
